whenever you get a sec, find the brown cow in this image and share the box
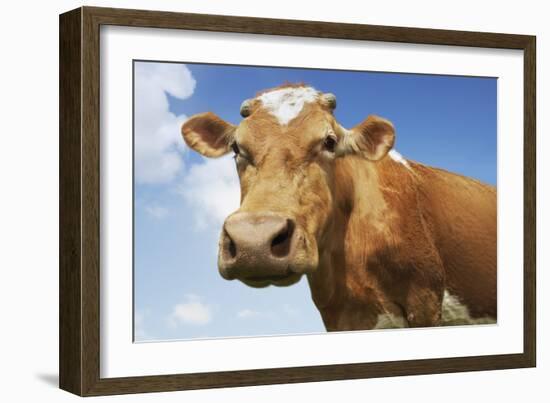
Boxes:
[182,84,496,331]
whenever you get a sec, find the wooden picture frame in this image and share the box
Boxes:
[59,6,536,396]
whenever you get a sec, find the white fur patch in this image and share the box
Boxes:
[257,87,318,125]
[441,290,496,326]
[374,290,495,330]
[374,313,407,329]
[388,149,411,170]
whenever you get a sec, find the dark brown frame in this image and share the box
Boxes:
[59,6,536,396]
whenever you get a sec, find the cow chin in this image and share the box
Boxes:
[240,272,304,288]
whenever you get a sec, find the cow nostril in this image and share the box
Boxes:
[228,238,237,259]
[271,219,295,257]
[223,230,237,260]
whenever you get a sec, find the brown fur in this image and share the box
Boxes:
[181,84,497,331]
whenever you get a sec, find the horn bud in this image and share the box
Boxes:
[323,93,337,110]
[240,99,252,117]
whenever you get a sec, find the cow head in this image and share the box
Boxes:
[182,85,394,287]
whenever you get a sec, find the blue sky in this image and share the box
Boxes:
[133,61,497,342]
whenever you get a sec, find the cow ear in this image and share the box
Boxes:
[348,115,395,161]
[182,112,236,157]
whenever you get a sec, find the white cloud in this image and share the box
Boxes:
[179,156,241,230]
[134,62,196,184]
[237,309,261,319]
[134,310,152,341]
[168,294,212,326]
[144,204,169,219]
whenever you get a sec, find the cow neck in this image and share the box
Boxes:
[307,156,394,327]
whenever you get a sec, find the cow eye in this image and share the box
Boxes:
[323,135,337,153]
[231,142,240,155]
[231,141,254,165]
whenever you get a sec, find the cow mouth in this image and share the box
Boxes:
[240,271,302,288]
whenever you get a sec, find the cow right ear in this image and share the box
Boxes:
[181,112,236,157]
[346,115,395,161]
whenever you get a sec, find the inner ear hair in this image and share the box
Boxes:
[353,115,395,161]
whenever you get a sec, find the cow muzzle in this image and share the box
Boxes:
[218,211,316,287]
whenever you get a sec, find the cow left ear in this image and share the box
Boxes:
[347,115,395,161]
[182,112,236,158]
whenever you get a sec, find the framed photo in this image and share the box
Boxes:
[59,6,536,396]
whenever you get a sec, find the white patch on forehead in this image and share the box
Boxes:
[257,87,319,125]
[441,290,496,326]
[388,149,411,170]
